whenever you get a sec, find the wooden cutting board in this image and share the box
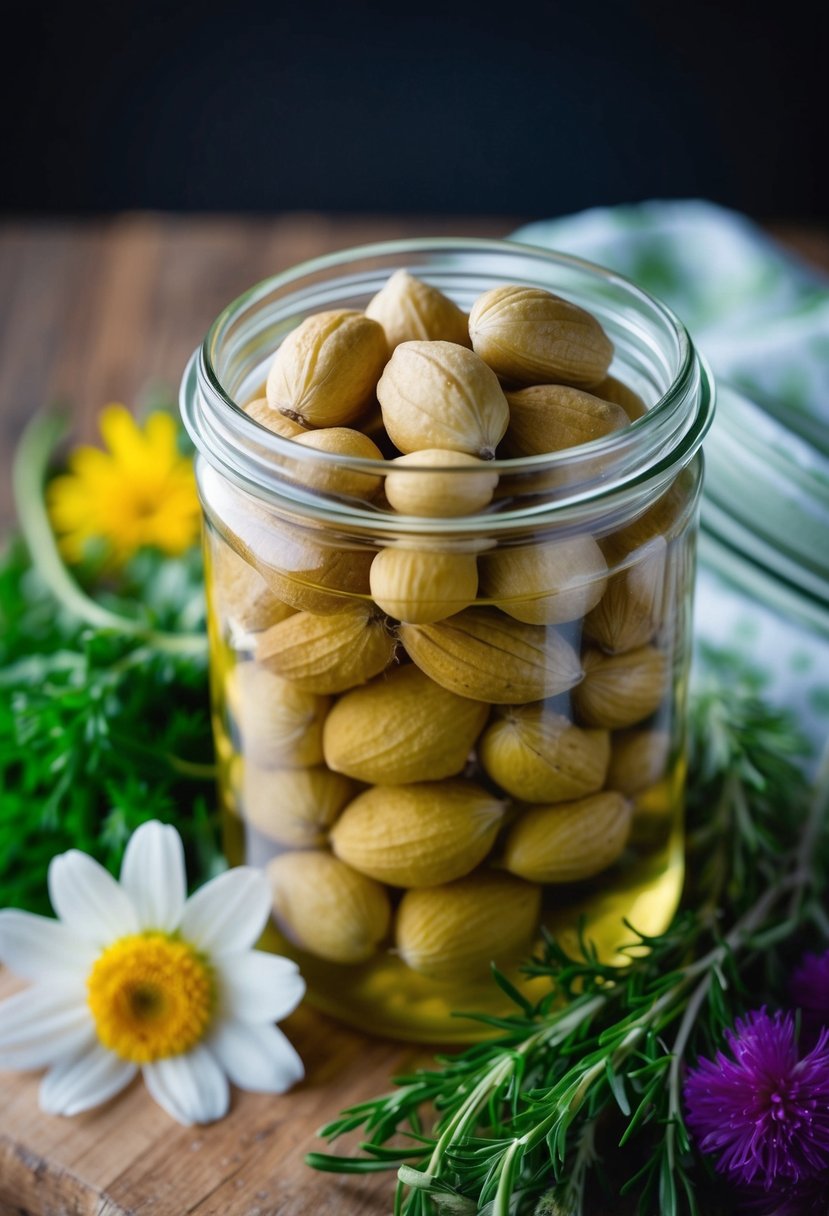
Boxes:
[0,968,425,1215]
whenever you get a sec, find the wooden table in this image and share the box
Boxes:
[1,214,827,1215]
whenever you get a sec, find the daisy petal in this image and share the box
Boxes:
[219,952,305,1024]
[208,1020,304,1094]
[120,821,186,932]
[48,851,139,944]
[0,909,97,981]
[40,1043,137,1116]
[143,1046,229,1126]
[0,985,94,1070]
[179,868,270,957]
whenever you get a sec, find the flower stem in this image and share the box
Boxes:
[12,411,207,657]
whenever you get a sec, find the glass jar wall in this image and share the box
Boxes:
[181,240,714,1041]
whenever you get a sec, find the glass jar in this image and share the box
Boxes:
[180,239,714,1042]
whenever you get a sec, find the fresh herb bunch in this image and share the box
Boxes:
[308,671,829,1215]
[0,412,220,913]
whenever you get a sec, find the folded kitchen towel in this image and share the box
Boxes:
[512,201,829,756]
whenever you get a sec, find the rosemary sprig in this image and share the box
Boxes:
[308,680,828,1215]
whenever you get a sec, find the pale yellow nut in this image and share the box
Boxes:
[365,269,471,350]
[370,547,478,624]
[256,604,396,694]
[226,662,330,768]
[468,285,613,388]
[606,729,671,797]
[255,542,375,616]
[479,707,609,803]
[399,607,583,704]
[219,493,374,614]
[591,374,649,421]
[583,534,667,654]
[266,309,388,428]
[501,384,630,457]
[377,340,510,458]
[291,427,385,500]
[268,851,391,964]
[384,449,498,517]
[572,647,667,729]
[322,664,489,784]
[245,397,307,439]
[396,872,541,981]
[480,535,607,625]
[609,471,696,552]
[202,471,374,615]
[242,763,357,848]
[210,539,296,635]
[330,780,505,888]
[502,791,632,883]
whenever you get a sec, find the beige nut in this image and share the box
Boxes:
[377,340,510,458]
[330,781,505,888]
[572,647,666,729]
[266,310,388,428]
[399,608,583,704]
[591,374,649,421]
[502,385,629,457]
[242,763,357,847]
[468,285,613,388]
[502,791,632,883]
[210,539,296,635]
[606,729,671,797]
[370,546,479,624]
[291,427,385,500]
[608,471,696,552]
[268,851,391,964]
[384,449,498,517]
[396,872,541,981]
[480,535,608,625]
[479,707,609,803]
[226,662,330,768]
[583,534,667,654]
[323,664,488,784]
[245,397,307,439]
[255,604,396,694]
[365,269,471,350]
[219,494,374,615]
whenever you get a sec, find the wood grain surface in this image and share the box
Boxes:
[0,213,826,1215]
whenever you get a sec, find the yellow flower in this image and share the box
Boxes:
[47,405,201,565]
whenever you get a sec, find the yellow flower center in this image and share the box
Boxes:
[87,933,215,1064]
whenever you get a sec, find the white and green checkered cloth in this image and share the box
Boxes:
[512,202,829,757]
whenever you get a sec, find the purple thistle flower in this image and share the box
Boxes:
[745,1174,829,1215]
[791,952,829,1039]
[684,1009,829,1192]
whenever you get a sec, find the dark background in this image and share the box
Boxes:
[3,0,827,219]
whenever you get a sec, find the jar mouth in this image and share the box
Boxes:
[181,238,715,536]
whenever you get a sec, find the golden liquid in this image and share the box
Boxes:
[204,508,692,1043]
[219,719,684,1042]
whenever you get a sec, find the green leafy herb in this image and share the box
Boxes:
[308,676,829,1215]
[0,412,220,912]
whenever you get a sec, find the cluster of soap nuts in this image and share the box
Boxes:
[211,269,689,983]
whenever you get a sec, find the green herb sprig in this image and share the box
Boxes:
[308,680,829,1216]
[0,413,220,912]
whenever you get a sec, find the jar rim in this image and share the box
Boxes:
[181,237,715,535]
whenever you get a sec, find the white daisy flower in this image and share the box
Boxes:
[0,821,305,1125]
